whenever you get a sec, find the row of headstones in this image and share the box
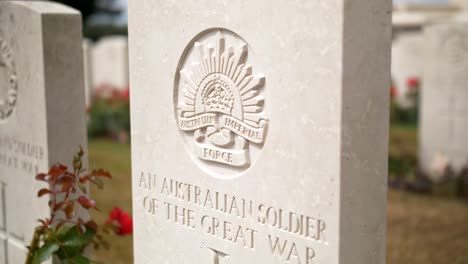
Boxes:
[83,36,129,106]
[391,9,468,176]
[1,0,393,263]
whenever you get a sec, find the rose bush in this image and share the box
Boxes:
[26,148,132,264]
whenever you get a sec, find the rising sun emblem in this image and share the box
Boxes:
[176,30,268,173]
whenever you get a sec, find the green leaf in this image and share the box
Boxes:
[70,255,91,264]
[92,177,104,189]
[61,255,91,264]
[60,226,96,248]
[32,242,59,264]
[55,245,81,261]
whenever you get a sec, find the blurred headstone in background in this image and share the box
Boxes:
[393,1,458,38]
[420,21,468,177]
[0,1,87,263]
[453,0,468,22]
[391,33,425,105]
[91,36,129,91]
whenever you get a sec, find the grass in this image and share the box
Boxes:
[389,125,418,179]
[88,139,133,264]
[88,134,468,264]
[387,190,468,263]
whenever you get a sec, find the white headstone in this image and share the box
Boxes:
[129,1,391,264]
[0,1,87,263]
[91,36,129,90]
[420,22,468,174]
[455,6,468,23]
[391,33,425,103]
[83,39,93,107]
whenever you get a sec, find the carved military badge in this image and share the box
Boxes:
[176,30,268,170]
[0,37,17,122]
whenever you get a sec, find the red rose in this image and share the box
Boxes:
[406,77,419,90]
[121,87,130,100]
[106,207,133,236]
[390,85,398,98]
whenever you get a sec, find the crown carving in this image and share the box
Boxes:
[202,78,234,114]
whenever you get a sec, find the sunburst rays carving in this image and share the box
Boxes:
[179,31,265,127]
[176,30,268,168]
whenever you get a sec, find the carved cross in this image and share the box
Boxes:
[209,248,229,264]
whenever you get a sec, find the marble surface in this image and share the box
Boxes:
[129,1,391,263]
[420,22,468,175]
[391,33,425,103]
[0,1,87,263]
[91,36,129,89]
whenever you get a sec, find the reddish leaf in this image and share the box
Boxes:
[37,189,53,197]
[58,172,75,182]
[64,201,76,219]
[38,219,49,228]
[78,196,97,210]
[35,173,48,182]
[48,164,67,177]
[79,175,90,184]
[85,220,98,231]
[89,169,112,179]
[60,177,75,192]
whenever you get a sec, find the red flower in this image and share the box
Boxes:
[406,77,420,90]
[121,87,130,100]
[106,207,133,236]
[390,85,398,98]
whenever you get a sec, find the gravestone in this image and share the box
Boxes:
[83,39,93,107]
[91,36,129,90]
[0,1,87,263]
[455,5,468,23]
[420,22,468,174]
[129,1,391,264]
[391,33,425,104]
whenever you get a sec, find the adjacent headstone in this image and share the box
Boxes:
[455,6,468,23]
[420,22,468,174]
[92,36,129,90]
[0,1,87,263]
[129,1,391,264]
[83,39,93,106]
[391,33,425,104]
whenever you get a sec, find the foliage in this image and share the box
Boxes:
[388,125,418,179]
[26,148,131,264]
[390,77,420,126]
[88,139,133,262]
[88,85,130,142]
